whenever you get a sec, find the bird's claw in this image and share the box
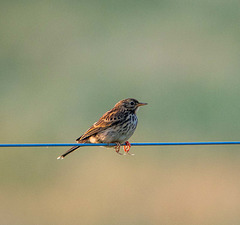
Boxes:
[114,141,134,155]
[115,142,123,155]
[123,141,134,156]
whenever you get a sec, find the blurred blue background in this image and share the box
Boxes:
[1,1,240,224]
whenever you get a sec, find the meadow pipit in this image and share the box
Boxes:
[57,98,147,159]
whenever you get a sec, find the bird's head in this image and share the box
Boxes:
[115,98,147,112]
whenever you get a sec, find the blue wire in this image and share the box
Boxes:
[0,141,240,147]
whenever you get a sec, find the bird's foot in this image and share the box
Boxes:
[115,142,123,155]
[124,141,134,155]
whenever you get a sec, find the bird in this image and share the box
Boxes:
[57,98,147,159]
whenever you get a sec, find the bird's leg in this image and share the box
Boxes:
[124,141,134,155]
[124,141,131,152]
[115,142,122,155]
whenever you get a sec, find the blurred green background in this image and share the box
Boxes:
[1,1,240,224]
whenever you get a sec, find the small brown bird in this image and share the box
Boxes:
[57,98,147,159]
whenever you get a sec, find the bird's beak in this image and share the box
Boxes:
[137,102,148,107]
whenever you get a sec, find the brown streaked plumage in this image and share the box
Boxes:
[57,98,147,159]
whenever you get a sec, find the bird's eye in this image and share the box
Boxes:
[130,101,134,105]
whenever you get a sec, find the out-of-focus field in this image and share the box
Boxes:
[1,1,240,225]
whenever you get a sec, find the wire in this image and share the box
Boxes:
[1,141,240,148]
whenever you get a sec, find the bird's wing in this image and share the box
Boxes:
[76,107,126,141]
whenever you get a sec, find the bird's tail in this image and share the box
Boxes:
[57,145,80,160]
